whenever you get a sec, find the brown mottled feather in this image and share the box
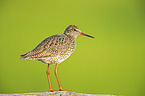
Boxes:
[21,34,76,64]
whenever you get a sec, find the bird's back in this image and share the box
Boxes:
[21,34,76,64]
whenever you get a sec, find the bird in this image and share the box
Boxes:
[20,25,94,92]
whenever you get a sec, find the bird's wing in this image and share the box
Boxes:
[21,34,70,59]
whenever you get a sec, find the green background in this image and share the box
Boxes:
[0,0,145,96]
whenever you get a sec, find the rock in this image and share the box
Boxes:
[0,91,119,96]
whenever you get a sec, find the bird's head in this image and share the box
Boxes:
[64,25,94,39]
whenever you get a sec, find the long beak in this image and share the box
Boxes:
[80,32,94,38]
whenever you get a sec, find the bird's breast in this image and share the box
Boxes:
[42,38,76,64]
[54,39,76,64]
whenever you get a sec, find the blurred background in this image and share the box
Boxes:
[0,0,145,96]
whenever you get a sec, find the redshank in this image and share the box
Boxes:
[21,25,94,91]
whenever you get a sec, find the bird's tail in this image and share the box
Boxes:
[20,53,29,59]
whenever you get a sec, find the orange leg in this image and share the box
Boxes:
[46,64,54,92]
[55,64,64,91]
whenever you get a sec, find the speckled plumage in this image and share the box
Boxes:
[21,25,94,91]
[21,25,94,64]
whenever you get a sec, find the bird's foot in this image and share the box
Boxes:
[49,88,71,92]
[59,88,71,92]
[49,89,58,92]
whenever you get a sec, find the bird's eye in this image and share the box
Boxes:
[74,29,77,31]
